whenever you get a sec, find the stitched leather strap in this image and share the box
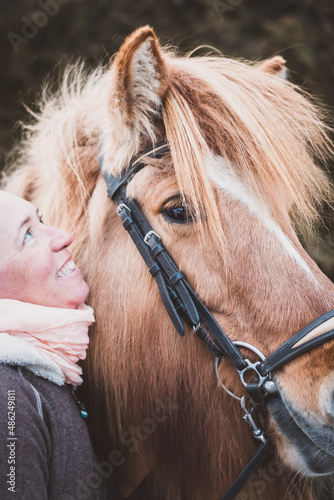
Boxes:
[125,198,200,329]
[185,284,247,370]
[117,202,187,336]
[258,310,334,376]
[220,441,271,500]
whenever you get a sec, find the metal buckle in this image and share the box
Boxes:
[144,230,161,245]
[116,203,131,215]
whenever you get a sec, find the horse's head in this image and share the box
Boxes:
[5,26,334,499]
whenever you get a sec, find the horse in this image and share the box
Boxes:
[3,26,334,500]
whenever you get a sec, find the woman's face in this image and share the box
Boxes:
[0,191,89,309]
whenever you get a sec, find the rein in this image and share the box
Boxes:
[99,140,334,499]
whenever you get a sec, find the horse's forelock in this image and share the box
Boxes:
[161,55,333,240]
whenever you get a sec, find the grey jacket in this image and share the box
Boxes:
[0,332,107,499]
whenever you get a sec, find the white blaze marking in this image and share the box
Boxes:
[207,156,315,280]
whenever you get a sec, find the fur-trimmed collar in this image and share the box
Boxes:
[0,332,65,385]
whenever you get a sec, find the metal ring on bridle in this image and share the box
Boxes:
[215,341,268,399]
[233,341,266,361]
[215,356,244,402]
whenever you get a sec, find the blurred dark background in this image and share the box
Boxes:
[0,0,333,279]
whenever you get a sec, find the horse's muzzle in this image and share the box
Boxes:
[268,384,334,476]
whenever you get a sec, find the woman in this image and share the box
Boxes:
[0,191,107,499]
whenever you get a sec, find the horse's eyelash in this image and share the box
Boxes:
[163,200,183,209]
[162,196,187,209]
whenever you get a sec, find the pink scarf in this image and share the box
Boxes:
[0,299,94,385]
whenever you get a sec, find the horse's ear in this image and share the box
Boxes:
[258,56,287,79]
[110,26,169,119]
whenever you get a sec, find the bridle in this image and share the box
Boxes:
[98,140,334,499]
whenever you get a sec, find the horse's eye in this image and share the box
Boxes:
[162,199,195,224]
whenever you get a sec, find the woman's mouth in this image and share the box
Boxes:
[56,259,76,278]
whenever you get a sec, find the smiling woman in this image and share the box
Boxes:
[0,191,89,309]
[0,191,107,500]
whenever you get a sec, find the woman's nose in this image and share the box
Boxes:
[49,227,73,252]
